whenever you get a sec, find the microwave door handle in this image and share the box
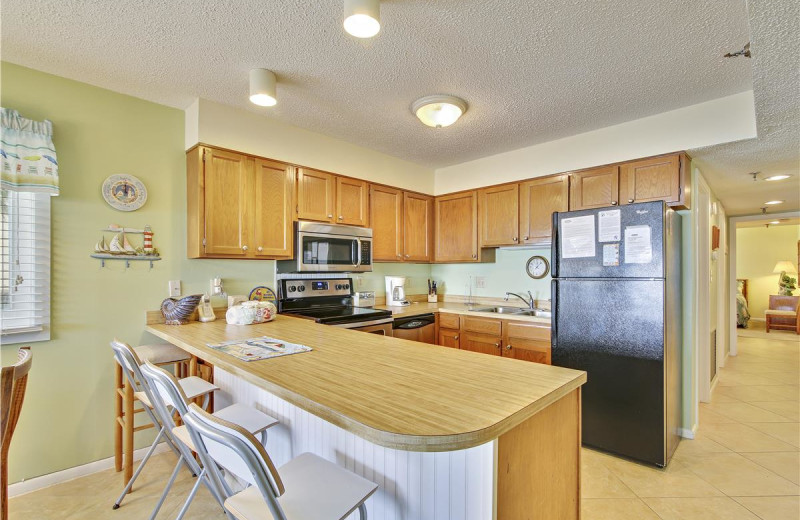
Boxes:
[353,239,361,268]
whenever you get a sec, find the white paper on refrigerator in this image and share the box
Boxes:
[624,225,652,264]
[598,209,621,242]
[561,215,596,258]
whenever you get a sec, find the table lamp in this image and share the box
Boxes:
[773,260,798,295]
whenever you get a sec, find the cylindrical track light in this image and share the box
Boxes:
[344,0,381,38]
[249,68,277,107]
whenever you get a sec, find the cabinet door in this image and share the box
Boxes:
[435,191,478,262]
[438,328,460,349]
[479,184,519,247]
[403,192,434,262]
[297,168,334,222]
[502,321,551,364]
[370,185,404,261]
[569,165,619,210]
[519,174,569,245]
[203,148,251,256]
[336,177,369,226]
[619,154,682,206]
[461,332,502,356]
[253,159,295,258]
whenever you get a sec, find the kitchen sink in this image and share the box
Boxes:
[469,306,551,318]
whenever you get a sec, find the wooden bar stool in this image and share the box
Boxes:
[113,342,192,484]
[1,347,32,520]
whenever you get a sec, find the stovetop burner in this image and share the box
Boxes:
[278,277,392,326]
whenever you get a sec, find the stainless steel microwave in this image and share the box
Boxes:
[276,221,373,273]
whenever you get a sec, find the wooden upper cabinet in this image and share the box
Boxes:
[253,158,294,258]
[479,184,519,247]
[569,165,620,210]
[435,191,479,262]
[297,168,335,222]
[203,148,251,256]
[403,192,434,262]
[370,184,404,262]
[519,174,569,245]
[620,154,686,208]
[336,177,368,226]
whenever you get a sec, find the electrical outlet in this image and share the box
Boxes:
[475,276,486,288]
[168,280,181,298]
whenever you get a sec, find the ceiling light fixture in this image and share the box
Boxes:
[764,200,785,205]
[764,174,791,181]
[343,0,380,38]
[411,95,468,128]
[249,68,277,107]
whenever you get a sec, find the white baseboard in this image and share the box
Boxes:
[678,424,697,440]
[8,443,171,498]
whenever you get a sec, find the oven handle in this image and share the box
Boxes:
[331,317,393,329]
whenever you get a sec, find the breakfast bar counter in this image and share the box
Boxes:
[146,315,586,519]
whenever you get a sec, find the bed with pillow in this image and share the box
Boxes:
[737,279,750,328]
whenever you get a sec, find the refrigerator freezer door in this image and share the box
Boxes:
[552,278,666,466]
[552,201,666,279]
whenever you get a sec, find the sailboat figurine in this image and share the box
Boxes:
[122,233,137,255]
[94,236,109,254]
[108,232,125,255]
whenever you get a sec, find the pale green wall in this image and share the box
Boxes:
[431,247,552,302]
[736,224,800,318]
[0,63,283,483]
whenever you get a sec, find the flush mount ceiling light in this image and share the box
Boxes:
[249,68,277,107]
[764,200,785,205]
[343,0,380,38]
[411,95,468,128]
[764,174,792,181]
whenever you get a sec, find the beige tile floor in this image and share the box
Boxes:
[10,331,800,519]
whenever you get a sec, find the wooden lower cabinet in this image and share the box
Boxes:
[438,328,460,349]
[435,314,552,365]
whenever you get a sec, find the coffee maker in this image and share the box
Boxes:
[385,276,410,306]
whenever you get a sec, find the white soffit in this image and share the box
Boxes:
[2,0,752,168]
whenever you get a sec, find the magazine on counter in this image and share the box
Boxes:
[207,336,312,362]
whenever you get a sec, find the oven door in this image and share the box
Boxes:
[297,232,370,272]
[332,318,393,336]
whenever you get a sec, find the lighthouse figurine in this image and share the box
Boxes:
[143,225,154,254]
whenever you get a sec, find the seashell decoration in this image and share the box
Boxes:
[161,294,203,325]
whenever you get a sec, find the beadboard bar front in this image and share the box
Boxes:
[145,315,585,518]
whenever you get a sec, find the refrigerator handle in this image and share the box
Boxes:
[551,211,559,278]
[551,279,558,351]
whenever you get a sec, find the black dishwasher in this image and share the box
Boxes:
[392,314,436,344]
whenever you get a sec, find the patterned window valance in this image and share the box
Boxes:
[0,108,59,195]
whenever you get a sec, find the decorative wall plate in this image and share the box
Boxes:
[249,286,278,305]
[102,174,147,211]
[526,255,550,279]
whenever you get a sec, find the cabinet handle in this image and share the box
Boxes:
[397,254,402,258]
[257,246,263,252]
[512,237,518,242]
[338,216,343,220]
[328,214,334,218]
[472,254,477,259]
[611,201,618,206]
[405,254,410,258]
[505,344,512,351]
[628,199,634,203]
[523,236,529,240]
[454,335,459,340]
[495,342,501,349]
[242,245,248,251]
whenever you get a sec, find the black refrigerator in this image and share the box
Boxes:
[551,200,682,467]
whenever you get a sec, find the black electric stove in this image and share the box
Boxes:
[278,277,392,327]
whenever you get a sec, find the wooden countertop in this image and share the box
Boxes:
[376,301,552,324]
[146,315,583,451]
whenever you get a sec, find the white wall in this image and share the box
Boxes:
[434,91,757,194]
[187,98,435,193]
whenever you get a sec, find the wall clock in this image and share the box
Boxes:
[526,255,550,279]
[102,174,147,211]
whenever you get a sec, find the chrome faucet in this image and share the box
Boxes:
[505,291,535,309]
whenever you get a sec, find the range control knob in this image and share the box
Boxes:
[335,284,343,290]
[298,286,306,292]
[344,284,350,290]
[287,285,297,293]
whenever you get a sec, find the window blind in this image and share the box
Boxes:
[1,189,51,343]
